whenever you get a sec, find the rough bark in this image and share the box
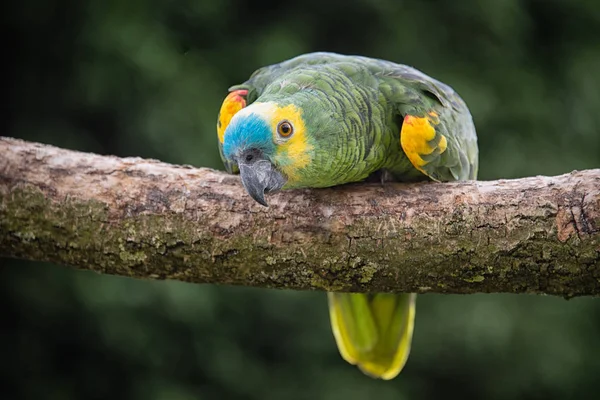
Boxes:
[1,137,599,297]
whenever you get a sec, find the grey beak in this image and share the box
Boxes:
[238,150,287,207]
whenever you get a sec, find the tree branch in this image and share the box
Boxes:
[1,137,599,297]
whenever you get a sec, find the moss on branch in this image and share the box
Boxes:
[1,137,599,297]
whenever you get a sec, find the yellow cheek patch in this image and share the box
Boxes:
[271,104,312,182]
[400,114,447,174]
[249,102,312,184]
[217,90,248,144]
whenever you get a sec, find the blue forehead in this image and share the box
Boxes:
[223,113,276,160]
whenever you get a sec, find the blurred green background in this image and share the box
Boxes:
[3,0,600,399]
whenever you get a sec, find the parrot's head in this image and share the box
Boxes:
[222,99,325,206]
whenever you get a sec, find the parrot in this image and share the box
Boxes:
[216,52,478,380]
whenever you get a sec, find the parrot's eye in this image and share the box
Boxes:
[277,120,294,138]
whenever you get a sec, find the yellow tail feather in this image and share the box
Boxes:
[327,292,416,380]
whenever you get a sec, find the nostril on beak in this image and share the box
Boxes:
[239,148,261,165]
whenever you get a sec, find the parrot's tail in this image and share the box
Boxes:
[327,292,416,380]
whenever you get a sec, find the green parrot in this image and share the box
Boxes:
[216,52,478,380]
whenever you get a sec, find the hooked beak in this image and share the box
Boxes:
[237,149,287,207]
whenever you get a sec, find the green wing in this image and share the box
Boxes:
[377,65,479,181]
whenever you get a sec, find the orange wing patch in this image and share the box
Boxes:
[400,114,447,177]
[217,89,248,144]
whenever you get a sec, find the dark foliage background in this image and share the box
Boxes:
[3,0,600,399]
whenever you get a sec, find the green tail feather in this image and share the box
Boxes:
[327,292,416,379]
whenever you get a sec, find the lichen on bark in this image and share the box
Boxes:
[1,137,599,297]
